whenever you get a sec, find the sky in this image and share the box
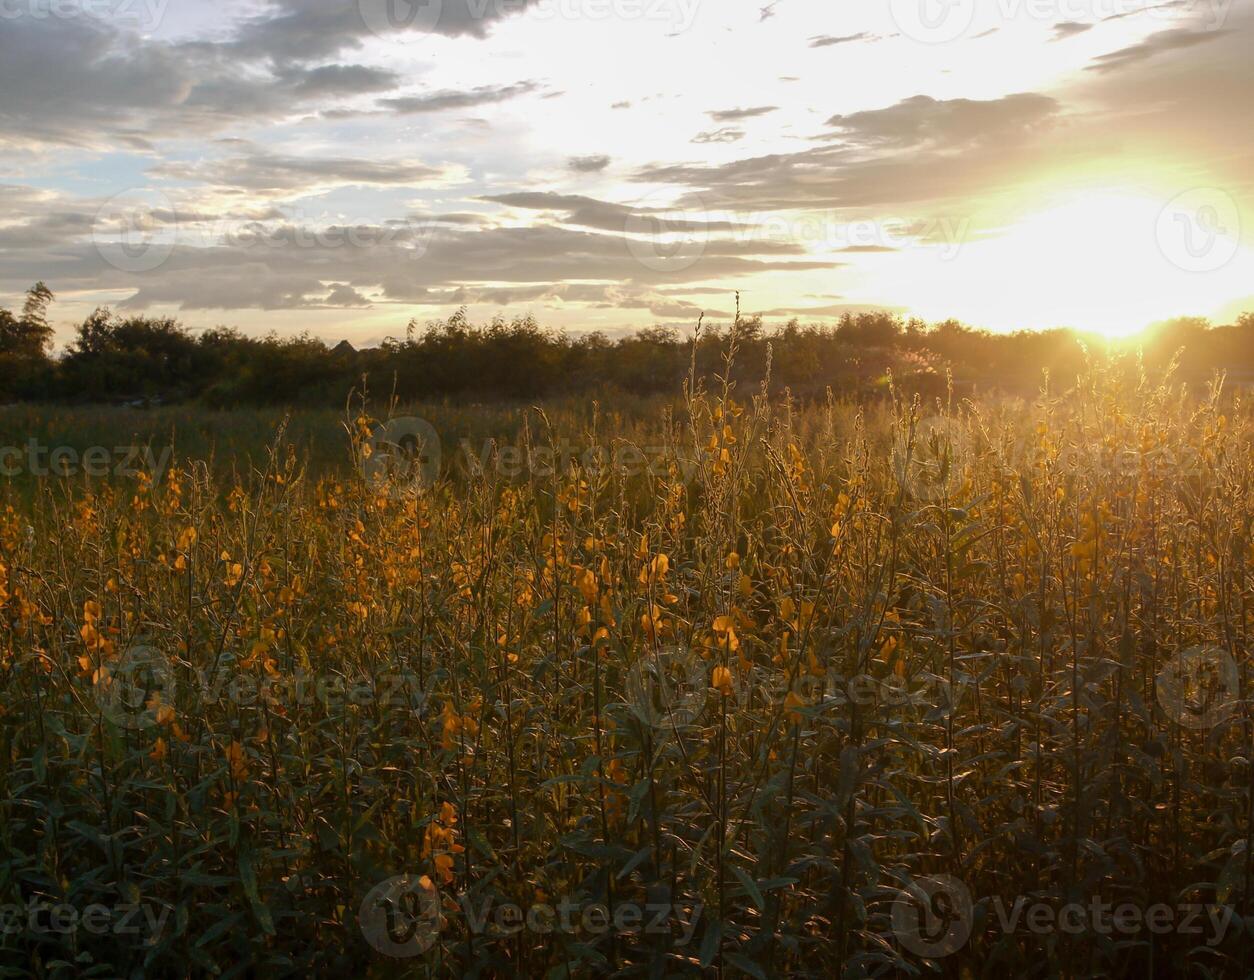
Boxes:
[0,0,1251,347]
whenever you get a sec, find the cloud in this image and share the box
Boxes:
[809,32,872,47]
[1087,27,1228,72]
[1101,1,1185,23]
[0,18,191,147]
[635,94,1066,216]
[753,303,900,318]
[693,128,746,144]
[0,180,842,312]
[568,155,612,173]
[826,93,1060,149]
[480,192,738,233]
[0,0,547,148]
[279,63,399,97]
[380,80,541,113]
[0,15,404,148]
[226,0,546,63]
[150,149,453,193]
[1051,21,1093,39]
[324,283,371,306]
[708,106,778,122]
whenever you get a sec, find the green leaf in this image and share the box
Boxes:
[731,866,765,912]
[238,844,275,936]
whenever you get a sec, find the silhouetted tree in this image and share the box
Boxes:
[0,282,1250,406]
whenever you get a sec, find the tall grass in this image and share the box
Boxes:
[1,344,1252,977]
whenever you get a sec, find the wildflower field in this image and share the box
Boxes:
[2,349,1253,977]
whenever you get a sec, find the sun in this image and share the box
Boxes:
[867,186,1250,338]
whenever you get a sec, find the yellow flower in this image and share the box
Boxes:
[784,690,807,724]
[225,741,249,781]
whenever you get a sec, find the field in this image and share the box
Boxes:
[2,349,1253,978]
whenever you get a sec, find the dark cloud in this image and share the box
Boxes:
[151,149,450,193]
[692,128,746,144]
[0,15,402,147]
[634,94,1067,216]
[1051,21,1093,39]
[0,182,841,311]
[0,18,191,147]
[826,93,1060,149]
[324,283,371,306]
[380,81,541,113]
[426,212,492,225]
[708,106,778,122]
[1101,1,1184,23]
[809,32,872,47]
[279,63,398,97]
[0,0,543,148]
[226,0,545,63]
[568,155,612,173]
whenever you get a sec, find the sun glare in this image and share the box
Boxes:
[859,186,1251,338]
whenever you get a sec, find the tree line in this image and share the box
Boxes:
[2,283,1251,406]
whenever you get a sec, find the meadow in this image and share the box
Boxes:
[2,342,1253,977]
